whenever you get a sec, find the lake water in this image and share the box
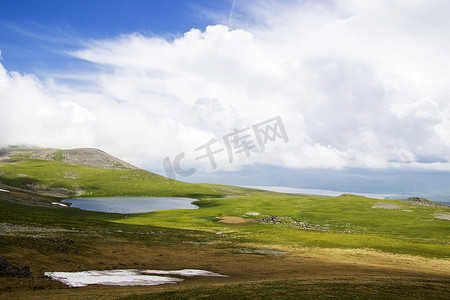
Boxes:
[243,186,400,199]
[242,186,450,204]
[62,197,198,214]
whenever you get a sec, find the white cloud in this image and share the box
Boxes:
[1,0,450,173]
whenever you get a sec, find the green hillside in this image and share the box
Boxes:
[0,147,448,258]
[0,148,228,198]
[0,147,449,299]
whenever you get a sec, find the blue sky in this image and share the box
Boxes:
[0,0,231,74]
[1,1,450,199]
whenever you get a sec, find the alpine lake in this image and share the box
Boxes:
[62,197,198,214]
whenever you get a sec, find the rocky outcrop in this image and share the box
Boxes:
[372,202,403,209]
[253,216,329,230]
[26,148,138,169]
[0,256,31,277]
[26,183,84,198]
[402,197,445,207]
[61,148,137,169]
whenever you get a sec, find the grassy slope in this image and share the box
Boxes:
[1,154,449,299]
[1,155,448,258]
[0,154,450,257]
[0,158,226,198]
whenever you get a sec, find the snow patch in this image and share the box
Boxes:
[142,269,228,277]
[0,189,10,193]
[44,270,182,287]
[52,202,68,207]
[44,269,227,287]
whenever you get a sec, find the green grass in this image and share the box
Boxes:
[1,155,449,258]
[0,158,229,198]
[110,193,449,258]
[53,150,64,161]
[1,154,449,299]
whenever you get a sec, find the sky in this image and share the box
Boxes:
[1,0,450,196]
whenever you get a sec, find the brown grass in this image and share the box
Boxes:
[1,236,449,300]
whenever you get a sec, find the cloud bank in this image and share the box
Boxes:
[1,0,450,172]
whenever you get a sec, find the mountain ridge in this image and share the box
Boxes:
[0,147,137,170]
[0,146,228,199]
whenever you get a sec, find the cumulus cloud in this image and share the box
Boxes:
[1,0,450,172]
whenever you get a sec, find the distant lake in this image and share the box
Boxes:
[243,186,400,199]
[243,186,450,205]
[62,197,198,214]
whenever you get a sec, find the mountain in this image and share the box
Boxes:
[0,147,226,199]
[1,147,137,170]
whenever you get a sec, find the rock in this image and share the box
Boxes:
[245,212,260,216]
[372,202,403,209]
[0,256,31,277]
[403,197,445,207]
[253,216,328,230]
[30,148,137,169]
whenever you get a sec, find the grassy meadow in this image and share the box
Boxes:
[0,150,449,299]
[111,191,449,258]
